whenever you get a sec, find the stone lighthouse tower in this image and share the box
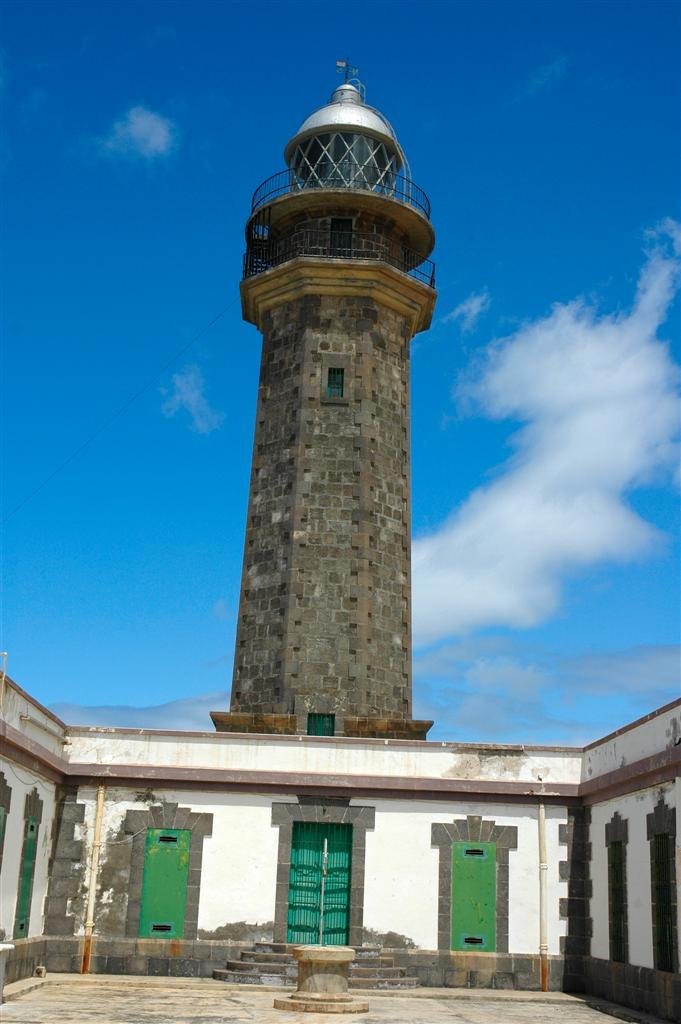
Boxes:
[212,76,435,740]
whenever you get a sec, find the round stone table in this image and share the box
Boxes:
[273,945,369,1014]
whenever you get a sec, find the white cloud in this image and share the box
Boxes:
[513,56,569,102]
[564,644,681,698]
[413,224,680,645]
[442,290,490,333]
[212,598,230,621]
[99,105,177,160]
[48,644,678,742]
[413,640,680,744]
[161,364,224,434]
[50,691,229,731]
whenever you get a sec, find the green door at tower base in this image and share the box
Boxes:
[139,829,190,938]
[451,841,496,952]
[287,821,352,945]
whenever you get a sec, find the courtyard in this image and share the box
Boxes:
[1,976,669,1024]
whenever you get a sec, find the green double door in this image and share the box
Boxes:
[287,822,352,945]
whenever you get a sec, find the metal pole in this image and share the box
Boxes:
[318,837,328,946]
[538,800,549,992]
[81,783,106,973]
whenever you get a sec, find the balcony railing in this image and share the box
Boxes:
[251,169,431,220]
[243,227,436,288]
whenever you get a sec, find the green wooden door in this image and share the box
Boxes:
[14,816,39,939]
[451,841,496,952]
[287,822,352,945]
[139,829,190,938]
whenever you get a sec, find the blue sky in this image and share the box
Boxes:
[1,0,679,744]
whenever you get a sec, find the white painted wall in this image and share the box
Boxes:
[2,681,67,758]
[65,728,582,786]
[361,798,567,953]
[74,786,280,936]
[0,756,57,940]
[69,785,571,953]
[582,702,680,782]
[590,781,677,968]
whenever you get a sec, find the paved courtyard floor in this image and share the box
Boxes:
[2,976,669,1024]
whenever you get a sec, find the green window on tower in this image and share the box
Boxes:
[326,368,344,399]
[307,713,335,736]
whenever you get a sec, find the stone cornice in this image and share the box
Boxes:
[240,258,436,335]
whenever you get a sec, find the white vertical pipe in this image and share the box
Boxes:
[81,783,105,973]
[538,800,549,991]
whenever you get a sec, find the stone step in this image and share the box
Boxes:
[241,951,296,964]
[213,969,295,987]
[253,941,290,954]
[253,941,382,957]
[349,966,405,979]
[225,959,297,977]
[349,976,419,990]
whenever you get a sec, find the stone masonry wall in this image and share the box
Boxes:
[230,292,412,726]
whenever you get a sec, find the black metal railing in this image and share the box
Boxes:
[251,169,431,220]
[243,228,435,287]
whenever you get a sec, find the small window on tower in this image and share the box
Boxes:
[326,367,344,398]
[307,713,335,736]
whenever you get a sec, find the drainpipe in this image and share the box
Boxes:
[81,783,106,974]
[537,796,549,992]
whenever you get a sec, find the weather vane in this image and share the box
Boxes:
[336,58,359,83]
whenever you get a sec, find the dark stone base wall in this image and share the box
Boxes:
[580,955,681,1023]
[5,938,48,985]
[8,940,681,1020]
[389,949,565,990]
[14,937,253,980]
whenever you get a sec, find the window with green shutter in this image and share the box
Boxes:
[608,840,627,963]
[652,832,675,972]
[14,815,39,939]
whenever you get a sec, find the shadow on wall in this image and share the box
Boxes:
[198,921,274,943]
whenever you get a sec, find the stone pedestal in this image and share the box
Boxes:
[273,945,369,1014]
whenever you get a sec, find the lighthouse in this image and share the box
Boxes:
[212,75,436,739]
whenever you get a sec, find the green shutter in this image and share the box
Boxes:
[307,713,335,736]
[608,841,626,963]
[13,816,39,939]
[653,833,675,971]
[451,841,496,952]
[287,822,351,945]
[139,829,191,939]
[326,368,344,398]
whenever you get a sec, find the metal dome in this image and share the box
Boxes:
[283,83,401,165]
